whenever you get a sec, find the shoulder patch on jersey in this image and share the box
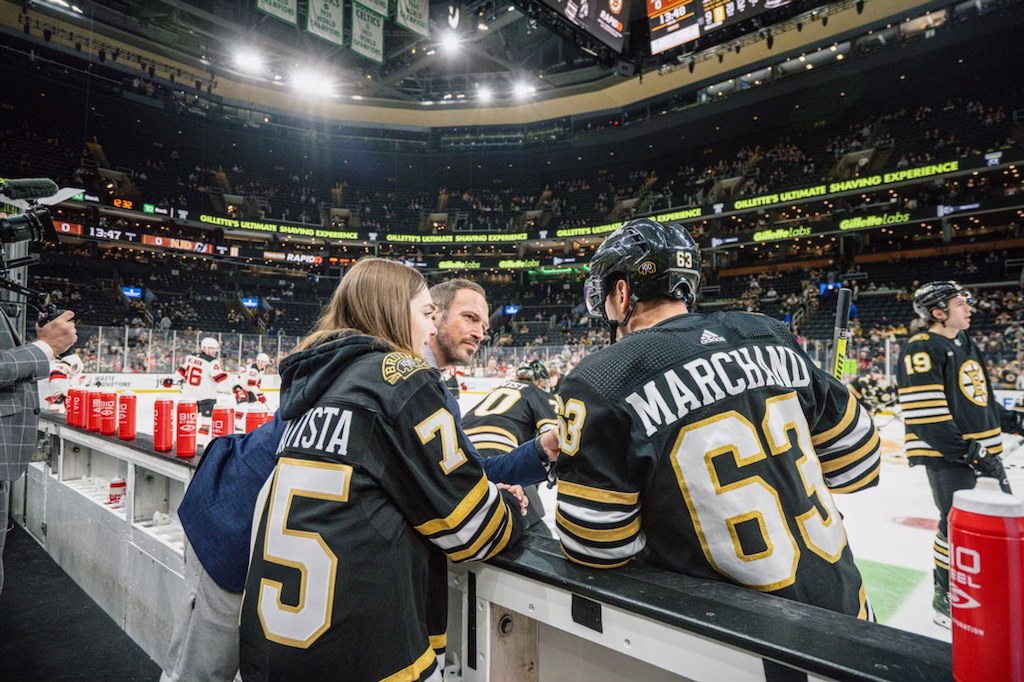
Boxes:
[382,352,431,385]
[908,333,930,342]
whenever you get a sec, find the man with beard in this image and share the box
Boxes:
[427,279,559,491]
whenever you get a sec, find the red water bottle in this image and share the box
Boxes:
[176,401,198,458]
[244,403,269,433]
[71,388,85,427]
[108,476,126,508]
[87,389,103,432]
[211,407,234,437]
[118,391,137,441]
[99,391,117,436]
[67,388,81,427]
[949,477,1024,682]
[153,399,174,452]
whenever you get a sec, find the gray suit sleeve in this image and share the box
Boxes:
[0,343,50,388]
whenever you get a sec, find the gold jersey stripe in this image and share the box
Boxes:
[380,644,436,682]
[429,634,447,651]
[559,480,640,506]
[898,384,944,394]
[820,431,880,474]
[471,441,515,453]
[463,425,520,444]
[414,476,489,535]
[906,415,954,425]
[561,549,631,570]
[555,509,641,543]
[829,466,880,494]
[812,393,857,446]
[536,418,560,430]
[857,583,869,621]
[899,399,949,409]
[906,449,943,458]
[483,506,516,560]
[448,499,509,562]
[963,426,1001,439]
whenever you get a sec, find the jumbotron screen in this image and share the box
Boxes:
[649,0,792,55]
[540,0,629,52]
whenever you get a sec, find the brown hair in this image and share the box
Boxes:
[429,278,486,314]
[295,258,427,354]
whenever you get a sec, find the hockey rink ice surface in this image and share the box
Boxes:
[126,389,1024,643]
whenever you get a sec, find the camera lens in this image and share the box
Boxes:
[0,208,56,245]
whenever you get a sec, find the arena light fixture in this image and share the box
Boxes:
[513,82,535,99]
[478,86,493,102]
[233,48,265,75]
[292,67,334,97]
[440,31,462,53]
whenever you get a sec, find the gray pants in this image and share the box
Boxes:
[0,479,8,599]
[160,542,243,682]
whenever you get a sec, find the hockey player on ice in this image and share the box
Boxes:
[45,353,86,411]
[166,337,229,417]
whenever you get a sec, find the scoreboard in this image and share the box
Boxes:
[540,0,629,53]
[649,0,793,55]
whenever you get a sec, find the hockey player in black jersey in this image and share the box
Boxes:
[555,218,881,620]
[239,259,527,682]
[463,360,560,530]
[896,280,1024,628]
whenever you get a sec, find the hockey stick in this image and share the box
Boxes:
[1001,436,1024,462]
[830,287,853,381]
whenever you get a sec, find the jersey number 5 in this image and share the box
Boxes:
[257,458,352,648]
[671,393,847,590]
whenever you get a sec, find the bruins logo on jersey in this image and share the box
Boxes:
[958,359,988,406]
[382,352,430,385]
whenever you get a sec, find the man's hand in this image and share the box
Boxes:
[539,428,560,462]
[965,440,1012,494]
[496,483,529,516]
[36,310,77,356]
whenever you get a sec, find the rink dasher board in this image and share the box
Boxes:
[9,413,953,681]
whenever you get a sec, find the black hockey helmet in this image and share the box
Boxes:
[529,359,549,381]
[584,218,701,322]
[912,281,973,322]
[515,361,534,381]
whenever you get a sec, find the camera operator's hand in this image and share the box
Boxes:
[36,310,77,356]
[964,439,1012,494]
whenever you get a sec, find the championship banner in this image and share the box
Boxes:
[308,0,345,46]
[396,0,429,36]
[256,0,297,25]
[360,0,389,18]
[352,4,386,63]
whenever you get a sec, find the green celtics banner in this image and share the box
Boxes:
[352,3,385,63]
[360,0,388,17]
[308,0,344,45]
[256,0,297,25]
[396,0,429,36]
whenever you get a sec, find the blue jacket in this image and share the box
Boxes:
[180,382,549,593]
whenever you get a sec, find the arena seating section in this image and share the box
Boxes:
[1,44,1022,382]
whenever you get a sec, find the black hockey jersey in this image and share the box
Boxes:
[463,381,559,454]
[239,334,524,682]
[897,331,1018,465]
[463,381,558,527]
[555,311,879,619]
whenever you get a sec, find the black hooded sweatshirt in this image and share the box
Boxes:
[240,333,524,682]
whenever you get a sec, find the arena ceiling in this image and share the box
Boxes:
[30,0,849,104]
